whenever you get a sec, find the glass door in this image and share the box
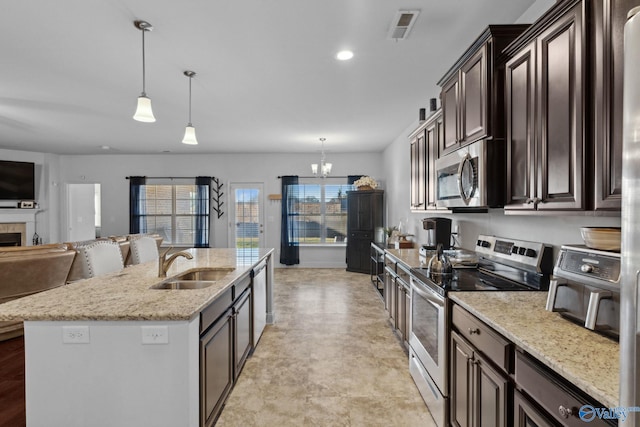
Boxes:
[229,183,264,255]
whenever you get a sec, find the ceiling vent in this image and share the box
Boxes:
[387,10,420,40]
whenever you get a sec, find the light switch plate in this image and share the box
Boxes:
[141,325,169,345]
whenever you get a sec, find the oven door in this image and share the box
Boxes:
[409,276,447,395]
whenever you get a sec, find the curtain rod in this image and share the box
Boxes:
[125,176,212,180]
[277,175,351,179]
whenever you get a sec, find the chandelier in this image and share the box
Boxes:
[311,137,332,177]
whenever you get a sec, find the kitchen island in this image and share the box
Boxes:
[0,248,274,427]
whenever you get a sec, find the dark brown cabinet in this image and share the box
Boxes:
[383,254,411,351]
[438,25,528,156]
[505,0,586,212]
[409,122,427,209]
[450,307,510,427]
[513,390,557,427]
[592,0,640,211]
[346,190,383,273]
[410,109,442,212]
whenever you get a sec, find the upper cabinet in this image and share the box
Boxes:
[505,0,585,212]
[591,0,640,211]
[410,109,443,211]
[504,0,638,214]
[438,25,529,156]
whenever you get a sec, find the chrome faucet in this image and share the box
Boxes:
[158,247,194,277]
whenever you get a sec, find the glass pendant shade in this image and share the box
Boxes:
[323,162,332,176]
[311,164,319,174]
[133,95,156,122]
[182,125,198,145]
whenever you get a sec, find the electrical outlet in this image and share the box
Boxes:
[141,326,169,345]
[62,325,90,344]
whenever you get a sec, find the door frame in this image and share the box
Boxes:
[227,182,265,249]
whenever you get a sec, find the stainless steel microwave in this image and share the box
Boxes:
[434,139,505,209]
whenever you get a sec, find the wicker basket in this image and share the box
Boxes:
[357,185,373,190]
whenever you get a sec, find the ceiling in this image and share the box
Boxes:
[0,0,536,155]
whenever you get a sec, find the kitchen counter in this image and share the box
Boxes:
[0,247,273,322]
[385,248,424,269]
[450,291,619,408]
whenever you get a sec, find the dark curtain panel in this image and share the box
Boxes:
[348,175,362,185]
[280,175,300,265]
[129,176,147,234]
[195,176,211,248]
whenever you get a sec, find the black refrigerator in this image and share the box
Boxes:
[346,189,383,273]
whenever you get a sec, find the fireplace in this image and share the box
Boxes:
[0,222,27,246]
[0,232,21,247]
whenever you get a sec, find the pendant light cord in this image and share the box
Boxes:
[141,28,147,96]
[188,76,192,126]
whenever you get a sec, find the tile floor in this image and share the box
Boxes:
[216,268,435,426]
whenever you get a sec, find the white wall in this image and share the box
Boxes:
[58,152,383,267]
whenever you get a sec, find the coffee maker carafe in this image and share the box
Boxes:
[421,217,452,250]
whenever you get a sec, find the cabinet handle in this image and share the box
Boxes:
[558,405,574,419]
[468,327,480,335]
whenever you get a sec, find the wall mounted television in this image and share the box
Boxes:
[0,160,35,200]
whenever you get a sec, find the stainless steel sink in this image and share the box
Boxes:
[150,268,235,290]
[173,268,235,281]
[151,280,218,290]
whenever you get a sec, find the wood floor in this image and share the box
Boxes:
[0,335,25,427]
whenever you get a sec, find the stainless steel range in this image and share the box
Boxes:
[546,245,620,340]
[408,235,553,427]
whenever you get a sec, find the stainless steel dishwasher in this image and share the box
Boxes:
[251,260,268,347]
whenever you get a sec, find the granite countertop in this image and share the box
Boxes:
[450,292,619,408]
[385,248,424,269]
[0,248,273,322]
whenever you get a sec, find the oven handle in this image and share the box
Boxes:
[411,279,444,308]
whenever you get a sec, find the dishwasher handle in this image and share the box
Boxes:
[251,260,267,278]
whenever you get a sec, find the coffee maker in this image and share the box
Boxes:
[421,217,452,250]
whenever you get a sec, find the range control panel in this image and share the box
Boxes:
[475,235,552,271]
[554,245,621,285]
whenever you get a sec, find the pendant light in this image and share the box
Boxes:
[311,138,332,177]
[133,20,156,122]
[181,70,198,145]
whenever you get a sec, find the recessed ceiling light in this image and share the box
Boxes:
[100,145,110,150]
[336,50,354,61]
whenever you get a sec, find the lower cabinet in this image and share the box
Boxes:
[450,330,509,427]
[513,390,557,427]
[200,273,254,427]
[200,308,234,427]
[451,303,616,427]
[383,254,411,350]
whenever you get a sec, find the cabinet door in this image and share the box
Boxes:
[348,192,373,231]
[513,391,558,427]
[426,118,438,208]
[475,354,508,427]
[234,289,252,379]
[201,309,233,427]
[384,266,394,313]
[346,237,371,273]
[536,2,585,210]
[410,130,427,209]
[441,76,460,155]
[461,45,488,144]
[450,331,474,427]
[505,42,536,210]
[592,0,638,210]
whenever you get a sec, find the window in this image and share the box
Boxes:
[292,180,352,245]
[135,183,209,246]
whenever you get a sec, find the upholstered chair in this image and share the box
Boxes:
[129,236,159,265]
[75,240,125,278]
